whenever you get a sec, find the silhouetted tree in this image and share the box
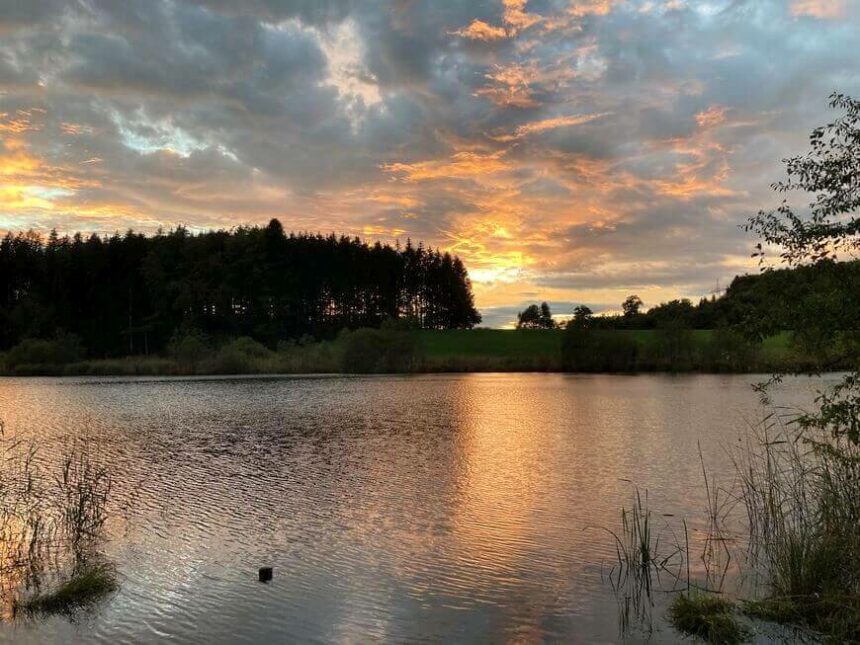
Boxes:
[0,221,481,357]
[622,295,643,317]
[571,305,594,328]
[516,304,542,329]
[516,302,557,329]
[539,302,556,329]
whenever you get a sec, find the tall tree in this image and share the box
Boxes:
[0,222,481,356]
[622,295,643,317]
[747,93,860,443]
[571,305,593,328]
[539,302,556,329]
[516,304,542,329]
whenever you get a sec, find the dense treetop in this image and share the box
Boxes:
[0,219,481,357]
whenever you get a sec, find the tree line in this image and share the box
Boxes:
[516,257,860,338]
[0,219,481,357]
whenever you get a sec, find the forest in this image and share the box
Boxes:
[0,219,481,357]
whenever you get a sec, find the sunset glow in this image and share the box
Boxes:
[1,0,858,325]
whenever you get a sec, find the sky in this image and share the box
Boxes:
[0,0,858,327]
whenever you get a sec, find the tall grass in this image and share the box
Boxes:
[606,410,860,641]
[0,422,115,618]
[599,487,690,635]
[736,413,860,640]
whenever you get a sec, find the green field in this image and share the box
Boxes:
[418,329,792,357]
[415,328,798,373]
[416,329,563,358]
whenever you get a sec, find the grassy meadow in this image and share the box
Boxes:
[0,328,809,376]
[417,328,799,373]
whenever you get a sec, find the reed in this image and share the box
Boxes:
[605,410,860,642]
[735,413,860,641]
[0,421,115,618]
[15,562,117,616]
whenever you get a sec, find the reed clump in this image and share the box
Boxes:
[0,422,115,618]
[668,593,748,644]
[15,563,117,616]
[736,413,860,641]
[606,408,860,642]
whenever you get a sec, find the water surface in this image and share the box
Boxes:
[0,373,831,643]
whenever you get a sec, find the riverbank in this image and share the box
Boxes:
[0,329,828,377]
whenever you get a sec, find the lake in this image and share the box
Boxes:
[0,373,832,643]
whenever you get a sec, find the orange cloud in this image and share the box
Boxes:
[61,123,94,136]
[650,137,736,199]
[695,105,728,129]
[790,0,846,19]
[0,110,104,226]
[452,19,508,41]
[0,109,42,134]
[502,0,542,31]
[568,0,614,18]
[492,112,610,141]
[475,64,540,108]
[383,150,510,181]
[453,0,542,41]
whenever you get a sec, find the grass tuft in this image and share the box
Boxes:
[16,564,117,615]
[668,593,749,644]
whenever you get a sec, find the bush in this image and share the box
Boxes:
[4,332,84,370]
[702,327,760,372]
[16,563,117,615]
[641,320,695,371]
[208,336,272,374]
[224,336,270,358]
[339,327,423,373]
[274,337,340,373]
[167,330,208,373]
[561,327,639,372]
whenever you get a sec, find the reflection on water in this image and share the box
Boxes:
[0,373,832,643]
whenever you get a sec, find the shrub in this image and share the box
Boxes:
[339,327,423,373]
[641,320,695,371]
[561,327,639,372]
[167,330,208,373]
[207,336,273,374]
[224,336,270,358]
[4,332,84,370]
[16,563,117,615]
[703,327,760,372]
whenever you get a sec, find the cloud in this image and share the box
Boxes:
[492,112,611,141]
[0,0,858,323]
[790,0,847,19]
[383,151,510,182]
[452,0,541,41]
[452,20,508,41]
[695,105,728,129]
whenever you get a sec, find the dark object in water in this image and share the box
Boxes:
[259,567,273,582]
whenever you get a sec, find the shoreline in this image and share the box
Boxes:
[1,329,840,378]
[0,360,838,378]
